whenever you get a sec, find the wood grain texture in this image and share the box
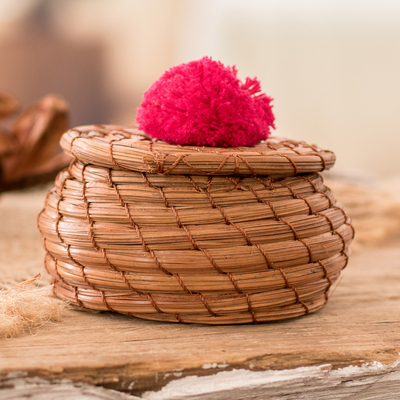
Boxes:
[0,373,139,399]
[141,363,400,400]
[1,188,400,397]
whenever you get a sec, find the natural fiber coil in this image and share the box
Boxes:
[38,127,354,324]
[60,125,336,178]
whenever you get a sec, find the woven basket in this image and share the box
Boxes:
[38,125,354,325]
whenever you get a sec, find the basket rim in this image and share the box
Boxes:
[60,124,336,177]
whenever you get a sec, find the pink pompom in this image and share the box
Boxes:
[136,57,275,148]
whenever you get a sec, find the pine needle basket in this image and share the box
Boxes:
[38,125,354,325]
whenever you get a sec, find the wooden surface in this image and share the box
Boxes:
[1,187,400,398]
[2,363,400,400]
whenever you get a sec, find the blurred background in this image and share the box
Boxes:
[1,0,399,179]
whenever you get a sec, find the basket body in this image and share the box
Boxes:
[38,125,354,324]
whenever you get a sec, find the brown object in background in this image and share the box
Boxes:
[0,92,20,159]
[0,91,19,120]
[0,94,71,192]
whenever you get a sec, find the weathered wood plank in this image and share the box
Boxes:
[141,363,400,400]
[0,373,139,400]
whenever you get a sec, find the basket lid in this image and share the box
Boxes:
[60,124,336,177]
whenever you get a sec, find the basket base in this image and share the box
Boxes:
[53,280,328,325]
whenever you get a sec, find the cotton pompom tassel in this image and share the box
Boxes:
[0,274,64,338]
[137,57,275,147]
